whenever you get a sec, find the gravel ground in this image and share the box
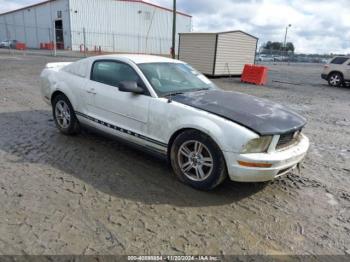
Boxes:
[0,53,349,255]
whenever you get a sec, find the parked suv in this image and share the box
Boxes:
[322,56,350,87]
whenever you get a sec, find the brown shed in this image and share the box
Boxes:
[178,30,258,76]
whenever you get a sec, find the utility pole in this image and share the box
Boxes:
[53,21,57,57]
[283,24,292,59]
[83,27,87,57]
[171,0,176,59]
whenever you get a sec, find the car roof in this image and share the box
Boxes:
[91,54,184,65]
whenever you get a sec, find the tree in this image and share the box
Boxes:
[261,41,295,53]
[285,42,295,52]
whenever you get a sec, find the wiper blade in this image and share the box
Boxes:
[195,88,210,91]
[164,92,185,97]
[163,88,210,97]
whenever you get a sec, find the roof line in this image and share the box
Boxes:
[0,0,192,18]
[218,30,258,39]
[0,0,55,16]
[179,30,258,39]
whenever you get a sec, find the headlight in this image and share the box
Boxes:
[241,136,273,153]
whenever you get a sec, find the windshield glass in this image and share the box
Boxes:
[138,63,217,97]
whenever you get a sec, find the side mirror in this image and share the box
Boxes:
[118,81,144,94]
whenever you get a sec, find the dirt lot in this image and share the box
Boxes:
[0,53,349,255]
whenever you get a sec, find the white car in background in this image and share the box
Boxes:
[257,54,274,62]
[0,39,17,48]
[321,56,350,87]
[40,55,309,190]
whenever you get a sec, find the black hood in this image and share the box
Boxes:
[171,89,306,136]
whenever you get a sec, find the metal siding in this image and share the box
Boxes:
[24,8,38,47]
[0,16,6,39]
[0,0,71,49]
[0,14,14,40]
[69,0,191,54]
[178,34,216,75]
[0,16,5,39]
[215,31,257,75]
[0,0,190,53]
[35,3,55,45]
[13,12,25,41]
[0,14,17,41]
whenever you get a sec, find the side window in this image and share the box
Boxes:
[330,57,348,65]
[91,61,143,88]
[91,61,121,87]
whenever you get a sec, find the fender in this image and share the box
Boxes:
[47,71,80,110]
[166,115,225,150]
[167,115,258,153]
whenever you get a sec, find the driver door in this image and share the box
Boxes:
[84,60,151,142]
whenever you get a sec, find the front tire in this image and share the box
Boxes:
[52,94,80,135]
[328,72,343,87]
[170,130,227,190]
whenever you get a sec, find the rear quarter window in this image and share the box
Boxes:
[330,57,349,65]
[63,59,89,78]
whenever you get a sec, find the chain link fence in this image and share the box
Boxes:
[0,22,174,57]
[257,49,332,64]
[1,22,336,63]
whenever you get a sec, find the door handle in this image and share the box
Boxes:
[86,88,97,95]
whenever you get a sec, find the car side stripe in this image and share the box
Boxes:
[75,111,168,148]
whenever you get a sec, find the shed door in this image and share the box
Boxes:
[215,32,257,75]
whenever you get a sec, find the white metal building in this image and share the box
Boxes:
[178,31,258,76]
[0,0,192,54]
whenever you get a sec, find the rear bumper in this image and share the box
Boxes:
[321,74,328,80]
[224,134,310,182]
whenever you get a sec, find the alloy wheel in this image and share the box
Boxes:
[55,100,71,129]
[329,74,341,86]
[177,140,214,181]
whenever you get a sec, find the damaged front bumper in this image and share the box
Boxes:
[224,134,310,182]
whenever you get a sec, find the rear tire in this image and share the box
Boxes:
[52,94,80,135]
[328,72,344,87]
[170,130,227,190]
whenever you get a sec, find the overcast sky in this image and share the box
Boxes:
[1,0,349,54]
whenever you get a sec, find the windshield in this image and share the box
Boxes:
[138,63,217,97]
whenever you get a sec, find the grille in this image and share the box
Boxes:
[276,130,301,150]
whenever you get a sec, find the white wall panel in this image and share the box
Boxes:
[69,0,192,54]
[35,3,54,45]
[0,14,16,41]
[23,8,37,47]
[0,16,6,40]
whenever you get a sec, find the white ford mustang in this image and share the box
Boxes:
[40,54,309,190]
